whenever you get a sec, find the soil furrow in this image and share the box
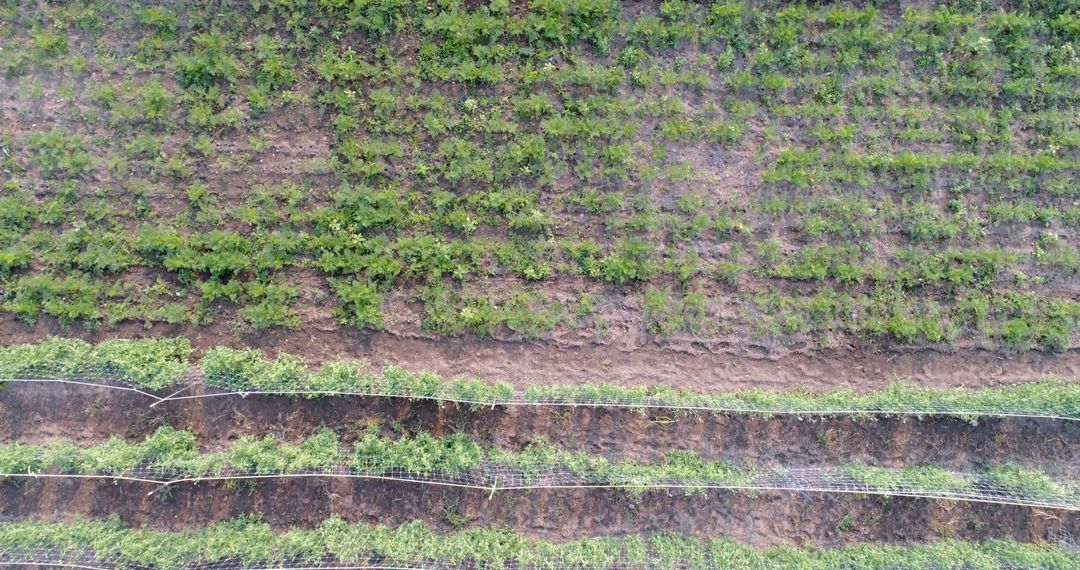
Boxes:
[2,382,1077,477]
[2,478,1076,547]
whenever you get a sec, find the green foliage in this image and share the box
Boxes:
[331,278,384,330]
[25,129,91,178]
[988,463,1068,501]
[2,338,1071,418]
[2,274,106,327]
[29,26,67,63]
[525,0,621,52]
[0,337,191,389]
[599,237,657,284]
[240,281,300,329]
[4,0,1080,352]
[200,346,306,391]
[174,32,240,89]
[2,427,1073,509]
[2,517,1077,570]
[1,338,1077,419]
[844,463,974,493]
[643,286,708,336]
[420,285,559,339]
[352,427,483,474]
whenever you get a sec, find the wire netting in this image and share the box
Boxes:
[1059,530,1079,553]
[2,464,1076,511]
[0,548,443,570]
[0,544,1076,570]
[2,366,1077,421]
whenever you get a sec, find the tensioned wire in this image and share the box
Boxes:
[0,549,439,570]
[0,546,1075,570]
[2,376,1076,422]
[2,465,1077,511]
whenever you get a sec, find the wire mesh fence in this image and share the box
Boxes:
[2,364,1077,421]
[1059,530,1079,553]
[1,543,1077,570]
[0,549,443,570]
[2,464,1077,511]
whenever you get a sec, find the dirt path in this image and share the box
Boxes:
[4,318,1079,393]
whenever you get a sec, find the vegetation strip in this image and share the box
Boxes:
[0,427,1076,509]
[2,2,1080,351]
[1,516,1078,570]
[2,339,1078,419]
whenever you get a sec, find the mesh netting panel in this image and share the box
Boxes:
[2,370,1076,421]
[3,465,1076,511]
[0,546,1068,570]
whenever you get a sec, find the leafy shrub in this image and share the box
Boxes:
[988,463,1067,500]
[2,517,1078,570]
[320,0,421,36]
[643,287,708,336]
[600,238,658,284]
[331,278,384,330]
[25,129,91,178]
[2,274,105,327]
[240,282,301,329]
[524,0,621,52]
[200,347,306,390]
[0,337,191,389]
[29,26,67,63]
[174,33,239,89]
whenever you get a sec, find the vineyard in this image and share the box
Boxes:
[2,0,1080,568]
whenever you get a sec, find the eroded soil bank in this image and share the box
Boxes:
[1,477,1076,548]
[2,382,1078,477]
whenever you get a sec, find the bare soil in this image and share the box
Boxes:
[2,382,1077,478]
[2,478,1076,548]
[4,316,1079,394]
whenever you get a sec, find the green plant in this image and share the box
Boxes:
[174,32,239,89]
[25,129,91,178]
[0,337,190,389]
[3,517,1078,570]
[600,238,657,284]
[331,278,384,329]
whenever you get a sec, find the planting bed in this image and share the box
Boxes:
[3,478,1078,546]
[2,349,1079,563]
[2,0,1080,567]
[3,381,1080,477]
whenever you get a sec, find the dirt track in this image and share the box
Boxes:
[4,316,1079,393]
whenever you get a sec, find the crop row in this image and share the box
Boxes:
[2,516,1077,570]
[2,1,1078,348]
[2,338,1078,419]
[1,425,1075,508]
[6,1,1078,101]
[4,223,1079,348]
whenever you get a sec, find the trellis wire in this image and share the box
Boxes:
[2,464,1077,511]
[1059,530,1079,553]
[0,545,1071,570]
[2,372,1077,422]
[0,548,441,570]
[1,378,165,402]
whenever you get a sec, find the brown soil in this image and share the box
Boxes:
[4,316,1079,394]
[3,382,1077,478]
[2,478,1076,548]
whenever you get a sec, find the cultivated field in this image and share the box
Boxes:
[0,0,1078,568]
